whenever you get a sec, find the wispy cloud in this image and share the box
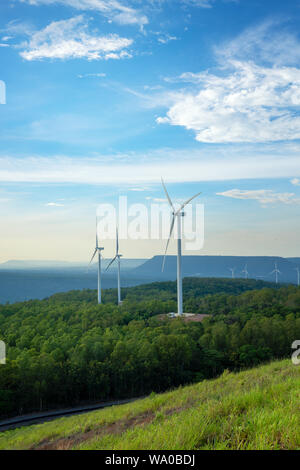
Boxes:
[157,21,300,143]
[156,33,178,44]
[18,0,148,28]
[216,19,300,67]
[19,15,133,61]
[180,0,214,7]
[77,72,106,78]
[0,148,299,184]
[46,202,64,207]
[217,189,300,205]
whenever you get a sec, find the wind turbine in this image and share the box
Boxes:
[270,262,281,284]
[241,264,249,279]
[229,267,236,279]
[106,227,122,305]
[161,178,201,316]
[89,217,104,304]
[295,267,300,287]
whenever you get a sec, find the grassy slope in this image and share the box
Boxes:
[0,359,299,450]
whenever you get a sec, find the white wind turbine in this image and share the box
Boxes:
[270,262,281,284]
[106,227,122,305]
[295,267,300,287]
[229,267,236,279]
[161,178,201,316]
[242,264,249,279]
[89,217,104,304]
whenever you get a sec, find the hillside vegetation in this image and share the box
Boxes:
[0,278,299,418]
[0,359,299,450]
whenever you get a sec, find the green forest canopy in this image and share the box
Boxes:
[0,278,299,418]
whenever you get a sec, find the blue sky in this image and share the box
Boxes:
[0,0,300,261]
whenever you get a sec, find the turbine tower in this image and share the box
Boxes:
[106,227,123,305]
[295,267,300,287]
[89,217,104,304]
[161,178,201,316]
[229,267,236,279]
[242,264,249,279]
[270,262,281,284]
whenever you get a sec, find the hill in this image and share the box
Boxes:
[0,359,298,450]
[50,276,278,303]
[0,259,146,271]
[0,278,299,419]
[134,255,299,283]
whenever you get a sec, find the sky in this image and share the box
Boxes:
[1,0,300,261]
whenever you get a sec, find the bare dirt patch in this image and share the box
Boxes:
[33,411,155,450]
[182,314,211,323]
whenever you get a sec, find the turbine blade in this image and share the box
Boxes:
[89,248,98,266]
[105,256,117,272]
[177,192,202,213]
[161,177,175,211]
[116,227,119,255]
[162,215,176,272]
[96,216,99,249]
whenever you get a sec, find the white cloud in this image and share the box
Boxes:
[18,0,148,28]
[180,0,213,7]
[19,15,133,61]
[0,147,299,184]
[291,178,300,186]
[146,197,167,202]
[46,202,65,206]
[157,34,178,44]
[217,189,300,205]
[158,60,300,143]
[216,20,300,67]
[1,19,34,38]
[157,22,300,143]
[77,72,106,78]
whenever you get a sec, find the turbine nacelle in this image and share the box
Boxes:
[161,178,201,274]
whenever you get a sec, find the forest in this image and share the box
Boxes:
[0,278,299,418]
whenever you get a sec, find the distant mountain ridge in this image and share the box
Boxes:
[0,259,147,270]
[134,255,300,284]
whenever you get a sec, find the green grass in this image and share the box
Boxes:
[1,359,299,450]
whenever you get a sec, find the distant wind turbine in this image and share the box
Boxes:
[106,227,123,305]
[295,267,300,287]
[89,217,104,304]
[270,262,281,284]
[229,267,236,279]
[161,178,201,316]
[241,264,249,279]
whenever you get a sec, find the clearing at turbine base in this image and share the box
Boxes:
[161,178,201,316]
[89,217,104,304]
[106,227,123,305]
